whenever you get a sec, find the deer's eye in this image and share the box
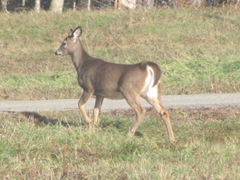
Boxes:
[62,42,67,47]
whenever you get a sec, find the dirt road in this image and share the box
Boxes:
[0,93,240,112]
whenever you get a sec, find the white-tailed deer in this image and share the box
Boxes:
[55,26,175,142]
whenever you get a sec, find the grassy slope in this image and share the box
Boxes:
[0,107,239,179]
[0,8,240,100]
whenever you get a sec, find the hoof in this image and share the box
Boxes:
[127,131,135,137]
[170,137,176,143]
[87,123,94,131]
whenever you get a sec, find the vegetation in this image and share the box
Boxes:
[0,8,240,100]
[0,107,239,179]
[0,8,239,179]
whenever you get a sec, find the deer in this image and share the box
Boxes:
[55,26,175,142]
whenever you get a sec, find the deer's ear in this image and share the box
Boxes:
[72,26,82,39]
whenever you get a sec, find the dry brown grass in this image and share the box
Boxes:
[0,8,240,100]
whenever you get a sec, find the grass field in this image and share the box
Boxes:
[0,107,239,179]
[0,7,240,179]
[0,8,240,100]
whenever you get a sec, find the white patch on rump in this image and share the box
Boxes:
[146,85,158,100]
[141,66,159,100]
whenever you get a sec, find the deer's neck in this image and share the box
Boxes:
[70,43,90,71]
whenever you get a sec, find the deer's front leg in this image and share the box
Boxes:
[78,91,94,129]
[93,96,104,126]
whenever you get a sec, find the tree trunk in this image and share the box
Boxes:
[120,0,136,9]
[51,0,64,13]
[87,0,91,11]
[1,0,9,12]
[22,0,26,7]
[35,0,40,12]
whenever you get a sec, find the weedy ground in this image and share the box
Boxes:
[0,7,240,179]
[0,107,239,179]
[0,7,240,100]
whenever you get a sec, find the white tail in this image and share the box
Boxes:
[55,26,175,142]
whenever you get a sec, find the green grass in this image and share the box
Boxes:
[0,71,80,99]
[0,8,240,100]
[0,108,239,179]
[0,71,75,89]
[0,8,239,179]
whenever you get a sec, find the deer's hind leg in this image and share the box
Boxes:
[142,84,175,142]
[122,91,146,137]
[93,96,104,126]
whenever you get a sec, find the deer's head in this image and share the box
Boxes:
[55,26,82,56]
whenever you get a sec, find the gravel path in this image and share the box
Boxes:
[0,93,240,112]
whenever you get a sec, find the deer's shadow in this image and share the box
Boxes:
[21,112,81,127]
[20,111,143,137]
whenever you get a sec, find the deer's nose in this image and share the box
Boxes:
[55,50,62,56]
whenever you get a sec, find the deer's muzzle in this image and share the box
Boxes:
[55,50,63,56]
